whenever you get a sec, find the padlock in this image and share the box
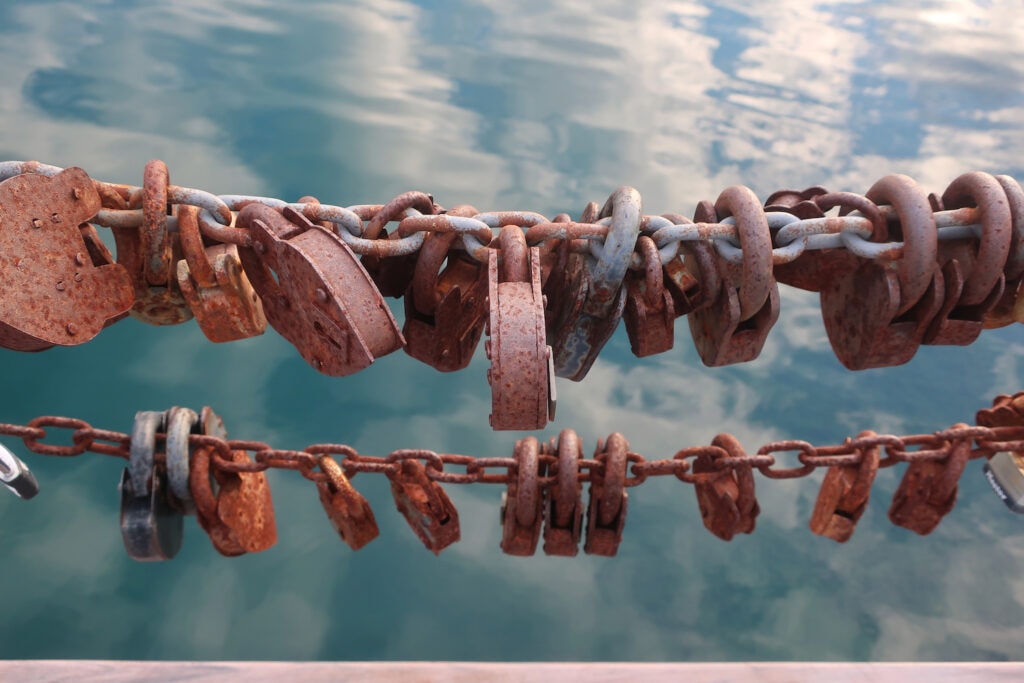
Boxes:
[808,431,880,543]
[542,429,583,557]
[485,226,555,431]
[237,203,404,376]
[545,187,640,380]
[190,440,246,557]
[584,433,630,557]
[0,167,133,351]
[120,411,184,561]
[659,212,718,318]
[176,204,267,343]
[500,436,544,556]
[114,160,194,325]
[163,406,198,514]
[888,427,972,535]
[623,235,677,357]
[687,187,780,366]
[924,172,1010,345]
[983,175,1024,328]
[403,229,487,371]
[359,191,437,297]
[0,442,39,499]
[316,455,379,551]
[387,458,460,554]
[983,451,1024,513]
[821,174,943,370]
[691,434,759,541]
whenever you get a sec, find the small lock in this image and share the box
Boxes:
[984,451,1024,513]
[0,443,39,500]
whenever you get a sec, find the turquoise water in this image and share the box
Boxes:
[2,0,1024,662]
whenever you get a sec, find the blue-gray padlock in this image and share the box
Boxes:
[119,411,184,561]
[544,187,640,381]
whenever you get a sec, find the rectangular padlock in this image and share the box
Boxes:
[984,451,1024,513]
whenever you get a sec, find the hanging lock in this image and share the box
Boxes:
[623,235,677,357]
[485,226,555,431]
[360,191,438,297]
[237,203,404,376]
[189,407,277,556]
[977,392,1024,512]
[888,427,972,535]
[687,187,780,366]
[175,204,267,342]
[808,431,880,542]
[387,458,460,554]
[0,443,39,499]
[120,411,184,561]
[500,436,544,556]
[0,167,133,351]
[820,175,943,369]
[982,175,1024,329]
[691,434,760,541]
[542,429,584,557]
[404,229,488,371]
[924,172,1011,345]
[545,187,640,380]
[316,455,379,551]
[583,433,630,557]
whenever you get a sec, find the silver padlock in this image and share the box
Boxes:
[984,451,1024,513]
[0,443,39,499]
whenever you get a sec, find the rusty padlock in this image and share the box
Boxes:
[500,436,544,556]
[316,455,379,551]
[120,411,184,561]
[176,204,267,343]
[388,457,460,554]
[360,191,437,297]
[189,407,277,555]
[545,188,640,380]
[924,172,1010,345]
[0,167,133,351]
[486,226,555,431]
[888,427,972,535]
[687,187,780,366]
[236,203,404,376]
[584,433,630,557]
[660,212,718,319]
[820,174,943,370]
[403,229,488,371]
[808,431,880,543]
[983,175,1024,328]
[623,235,677,357]
[542,429,584,557]
[114,160,194,325]
[691,434,759,541]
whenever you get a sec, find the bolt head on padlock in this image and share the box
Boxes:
[0,443,39,500]
[984,451,1024,513]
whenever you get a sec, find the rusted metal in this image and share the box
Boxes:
[808,430,880,543]
[542,429,583,556]
[388,458,460,554]
[623,236,676,357]
[176,204,267,343]
[583,433,629,556]
[316,454,379,551]
[500,436,544,556]
[236,203,404,376]
[691,434,759,541]
[120,411,183,561]
[888,426,973,535]
[360,191,436,297]
[486,226,554,431]
[0,167,133,350]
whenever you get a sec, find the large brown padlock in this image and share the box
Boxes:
[983,175,1024,328]
[316,455,379,551]
[360,191,437,297]
[236,203,404,376]
[888,428,972,535]
[189,407,277,556]
[176,204,267,342]
[623,235,676,357]
[0,167,133,351]
[924,172,1010,345]
[808,431,880,543]
[387,457,460,554]
[403,229,488,371]
[486,226,555,431]
[542,429,584,557]
[500,436,544,556]
[691,434,759,541]
[686,188,780,366]
[820,174,943,370]
[584,433,630,557]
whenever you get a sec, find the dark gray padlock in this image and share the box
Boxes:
[119,411,184,561]
[0,443,39,500]
[164,406,198,514]
[984,451,1024,514]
